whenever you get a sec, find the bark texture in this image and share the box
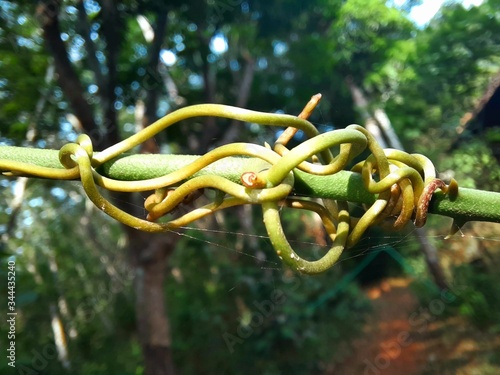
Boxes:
[127,229,178,375]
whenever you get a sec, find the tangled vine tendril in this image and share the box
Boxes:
[0,95,458,274]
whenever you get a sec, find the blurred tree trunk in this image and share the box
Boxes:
[217,51,256,146]
[414,228,449,290]
[345,77,388,148]
[127,229,178,375]
[38,1,177,373]
[346,78,449,290]
[133,8,178,373]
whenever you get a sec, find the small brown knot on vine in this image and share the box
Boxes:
[240,171,267,188]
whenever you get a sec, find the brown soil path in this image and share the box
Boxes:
[328,278,432,375]
[328,277,500,375]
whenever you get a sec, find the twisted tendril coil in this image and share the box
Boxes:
[5,96,458,274]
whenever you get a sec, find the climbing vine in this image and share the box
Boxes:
[2,95,498,274]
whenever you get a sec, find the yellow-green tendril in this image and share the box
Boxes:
[92,104,324,165]
[262,200,350,274]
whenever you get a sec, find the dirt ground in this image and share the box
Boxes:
[328,277,500,375]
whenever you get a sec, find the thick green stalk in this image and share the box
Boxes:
[1,146,499,224]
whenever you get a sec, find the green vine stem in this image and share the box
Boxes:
[1,146,499,223]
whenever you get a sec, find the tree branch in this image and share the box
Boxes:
[217,52,256,146]
[37,0,101,144]
[140,9,169,154]
[99,0,122,147]
[76,0,106,89]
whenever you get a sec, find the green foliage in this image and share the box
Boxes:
[450,263,500,330]
[331,0,414,78]
[386,0,500,149]
[0,1,54,142]
[439,139,500,191]
[411,262,500,331]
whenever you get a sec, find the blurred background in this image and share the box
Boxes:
[1,0,500,374]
